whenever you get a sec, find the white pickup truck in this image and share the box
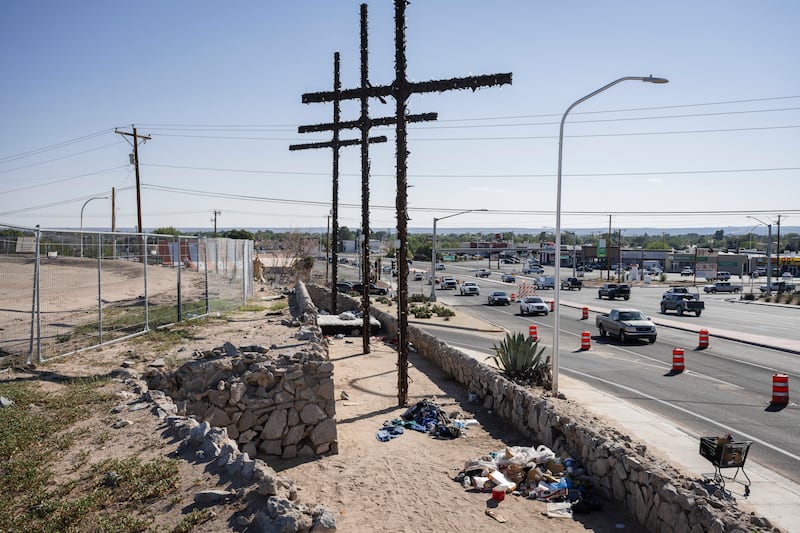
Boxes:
[459,281,480,296]
[702,282,742,294]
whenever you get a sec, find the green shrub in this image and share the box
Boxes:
[430,304,455,317]
[409,294,429,303]
[487,332,551,388]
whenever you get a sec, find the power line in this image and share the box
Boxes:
[0,165,129,195]
[0,187,134,216]
[140,162,799,179]
[0,128,115,164]
[144,123,800,143]
[0,141,126,174]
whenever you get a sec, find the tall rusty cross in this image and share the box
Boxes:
[290,51,387,319]
[295,4,436,354]
[301,1,511,404]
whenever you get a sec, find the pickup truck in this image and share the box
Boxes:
[662,286,690,298]
[759,281,796,293]
[523,264,544,274]
[474,269,492,278]
[560,277,582,290]
[534,276,556,289]
[702,282,742,294]
[438,277,458,290]
[660,293,704,316]
[459,281,480,296]
[598,283,630,300]
[596,308,657,343]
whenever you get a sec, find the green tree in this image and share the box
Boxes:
[223,229,255,240]
[338,226,354,241]
[152,227,180,236]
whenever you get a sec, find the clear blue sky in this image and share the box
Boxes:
[1,0,798,235]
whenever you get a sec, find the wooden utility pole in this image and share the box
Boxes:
[114,126,150,235]
[299,0,511,405]
[212,210,221,236]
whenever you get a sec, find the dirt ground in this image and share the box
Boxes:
[1,287,647,532]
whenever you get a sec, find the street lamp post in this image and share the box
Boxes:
[553,75,667,397]
[748,216,773,295]
[430,209,487,301]
[80,196,109,258]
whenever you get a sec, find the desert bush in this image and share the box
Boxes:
[488,332,551,388]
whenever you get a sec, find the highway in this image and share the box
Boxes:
[399,260,800,481]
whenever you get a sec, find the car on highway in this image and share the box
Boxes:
[662,286,690,298]
[413,272,424,281]
[438,277,458,290]
[781,272,794,280]
[501,273,516,283]
[459,281,480,296]
[487,291,511,306]
[519,296,549,316]
[474,268,492,277]
[435,263,446,270]
[560,277,582,290]
[702,281,742,294]
[680,267,694,277]
[522,264,544,274]
[705,271,731,281]
[349,282,390,296]
[336,281,354,293]
[576,264,593,272]
[596,308,657,343]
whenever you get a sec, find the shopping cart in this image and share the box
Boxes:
[699,436,752,496]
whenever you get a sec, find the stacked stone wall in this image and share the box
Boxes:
[146,327,337,461]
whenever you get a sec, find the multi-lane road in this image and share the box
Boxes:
[331,257,800,478]
[384,260,800,481]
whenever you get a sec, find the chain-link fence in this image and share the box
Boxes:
[0,224,252,366]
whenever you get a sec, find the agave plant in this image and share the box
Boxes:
[487,332,551,388]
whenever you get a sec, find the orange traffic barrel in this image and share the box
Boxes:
[581,307,589,320]
[580,331,591,351]
[511,293,516,302]
[772,374,789,404]
[528,324,538,342]
[549,300,555,312]
[698,329,709,349]
[672,347,685,372]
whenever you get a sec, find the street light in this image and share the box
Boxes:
[430,209,487,301]
[553,75,668,397]
[80,196,109,258]
[747,216,773,295]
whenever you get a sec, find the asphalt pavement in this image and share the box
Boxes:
[449,296,800,533]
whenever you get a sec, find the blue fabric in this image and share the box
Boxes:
[376,430,391,442]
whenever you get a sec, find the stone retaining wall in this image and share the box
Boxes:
[145,324,337,461]
[305,283,775,533]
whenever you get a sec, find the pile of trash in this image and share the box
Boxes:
[458,445,602,514]
[376,397,478,442]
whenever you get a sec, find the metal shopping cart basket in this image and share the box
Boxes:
[699,436,752,496]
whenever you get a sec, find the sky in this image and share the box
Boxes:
[1,0,799,236]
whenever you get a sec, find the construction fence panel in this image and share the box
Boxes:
[0,224,253,366]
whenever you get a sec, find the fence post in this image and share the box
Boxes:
[204,237,210,315]
[143,233,150,331]
[97,232,103,344]
[28,225,42,364]
[176,235,183,322]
